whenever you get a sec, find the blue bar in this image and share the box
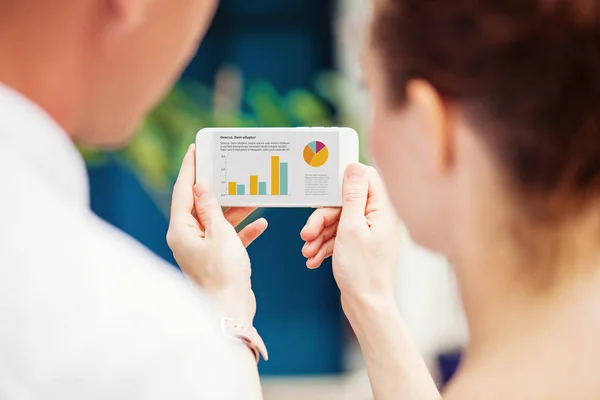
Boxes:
[280,162,289,195]
[259,182,267,195]
[237,184,246,195]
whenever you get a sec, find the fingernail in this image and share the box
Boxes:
[194,184,207,198]
[346,164,363,179]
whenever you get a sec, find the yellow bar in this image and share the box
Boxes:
[228,182,237,195]
[250,176,259,195]
[271,156,280,195]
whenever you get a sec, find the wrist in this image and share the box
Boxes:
[206,286,255,326]
[341,292,399,328]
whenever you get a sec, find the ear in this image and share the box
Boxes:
[406,79,456,173]
[105,0,149,34]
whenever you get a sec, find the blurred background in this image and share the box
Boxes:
[80,0,468,398]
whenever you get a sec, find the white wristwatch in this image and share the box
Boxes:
[221,317,269,363]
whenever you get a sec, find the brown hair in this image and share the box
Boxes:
[373,0,600,219]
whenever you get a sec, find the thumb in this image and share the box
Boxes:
[193,183,226,232]
[339,163,369,228]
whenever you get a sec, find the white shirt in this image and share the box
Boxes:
[0,84,251,399]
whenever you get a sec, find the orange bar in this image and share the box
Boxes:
[271,156,280,195]
[250,176,259,195]
[228,182,237,195]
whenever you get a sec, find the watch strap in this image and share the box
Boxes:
[221,317,269,363]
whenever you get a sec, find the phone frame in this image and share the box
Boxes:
[195,127,359,208]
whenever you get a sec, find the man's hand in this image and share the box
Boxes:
[167,145,268,325]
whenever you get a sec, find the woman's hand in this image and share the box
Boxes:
[301,163,401,305]
[302,165,441,400]
[167,145,268,325]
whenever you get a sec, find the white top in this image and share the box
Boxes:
[0,84,251,399]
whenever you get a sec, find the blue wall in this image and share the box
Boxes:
[89,0,344,376]
[184,0,334,91]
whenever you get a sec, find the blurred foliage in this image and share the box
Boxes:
[80,71,367,216]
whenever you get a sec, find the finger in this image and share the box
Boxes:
[300,208,341,242]
[364,167,399,227]
[339,163,369,230]
[170,144,196,222]
[302,220,339,258]
[224,207,258,228]
[306,237,335,270]
[193,183,228,233]
[365,167,391,213]
[238,218,269,247]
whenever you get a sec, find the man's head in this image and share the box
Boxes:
[0,0,218,147]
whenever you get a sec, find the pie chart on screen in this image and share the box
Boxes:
[303,141,329,168]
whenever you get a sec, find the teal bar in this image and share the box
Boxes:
[237,184,245,195]
[280,162,289,195]
[259,182,267,195]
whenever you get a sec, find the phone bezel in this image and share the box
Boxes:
[195,127,359,207]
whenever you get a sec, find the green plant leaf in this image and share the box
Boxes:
[79,74,370,214]
[246,82,291,127]
[120,119,171,189]
[78,145,109,166]
[285,89,332,127]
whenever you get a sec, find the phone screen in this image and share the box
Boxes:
[212,129,341,206]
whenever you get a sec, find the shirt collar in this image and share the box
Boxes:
[0,83,89,208]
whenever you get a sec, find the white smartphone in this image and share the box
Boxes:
[195,127,359,207]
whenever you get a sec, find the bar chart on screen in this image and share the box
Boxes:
[222,154,290,197]
[212,129,341,206]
